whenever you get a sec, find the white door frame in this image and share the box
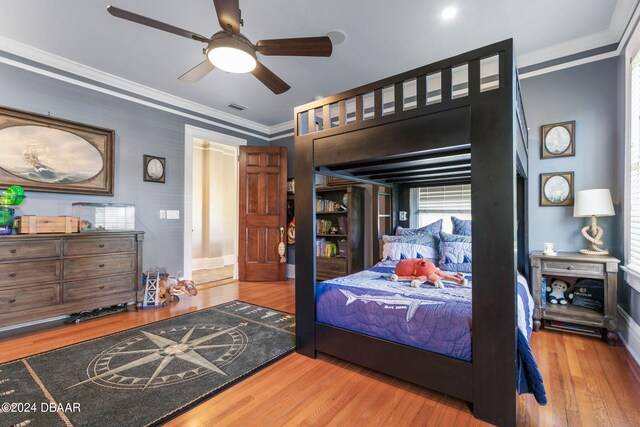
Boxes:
[184,124,246,280]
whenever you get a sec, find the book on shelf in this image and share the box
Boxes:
[316,238,338,257]
[315,198,346,213]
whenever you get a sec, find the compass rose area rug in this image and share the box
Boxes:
[0,301,295,427]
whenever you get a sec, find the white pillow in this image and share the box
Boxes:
[382,242,438,262]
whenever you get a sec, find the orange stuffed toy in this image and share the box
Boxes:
[390,258,467,289]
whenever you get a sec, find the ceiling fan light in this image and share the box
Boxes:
[208,46,256,73]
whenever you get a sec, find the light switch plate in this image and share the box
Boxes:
[167,210,180,220]
[159,210,166,219]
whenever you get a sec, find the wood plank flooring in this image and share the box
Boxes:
[1,280,639,426]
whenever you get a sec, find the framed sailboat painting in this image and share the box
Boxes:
[0,107,114,195]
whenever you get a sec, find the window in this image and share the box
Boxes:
[415,184,471,233]
[627,53,640,284]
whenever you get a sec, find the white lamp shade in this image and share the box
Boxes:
[573,189,615,217]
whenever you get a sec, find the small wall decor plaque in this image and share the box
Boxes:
[541,121,575,159]
[540,171,574,206]
[143,155,166,183]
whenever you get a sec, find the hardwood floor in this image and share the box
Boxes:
[1,280,639,426]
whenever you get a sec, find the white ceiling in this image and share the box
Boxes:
[0,0,636,127]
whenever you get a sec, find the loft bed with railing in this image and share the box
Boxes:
[294,40,536,425]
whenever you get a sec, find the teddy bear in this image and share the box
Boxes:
[547,279,573,305]
[390,258,467,288]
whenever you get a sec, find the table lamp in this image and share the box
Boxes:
[573,189,615,255]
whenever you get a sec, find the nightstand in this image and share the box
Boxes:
[530,251,620,345]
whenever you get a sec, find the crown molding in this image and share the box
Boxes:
[269,120,295,136]
[0,35,272,137]
[518,0,637,69]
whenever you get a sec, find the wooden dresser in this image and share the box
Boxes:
[0,231,143,329]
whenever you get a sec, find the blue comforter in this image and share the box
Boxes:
[316,259,546,403]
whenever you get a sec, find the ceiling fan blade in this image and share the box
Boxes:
[178,60,215,82]
[256,37,333,57]
[107,5,210,43]
[213,0,241,35]
[251,61,290,95]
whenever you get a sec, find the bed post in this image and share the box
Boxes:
[470,40,518,426]
[294,127,317,357]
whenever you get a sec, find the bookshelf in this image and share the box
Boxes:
[315,185,364,281]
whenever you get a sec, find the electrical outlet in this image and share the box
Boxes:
[399,211,408,221]
[167,210,180,220]
[159,210,166,219]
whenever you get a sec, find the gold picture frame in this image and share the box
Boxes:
[540,171,574,206]
[0,106,114,195]
[541,121,575,159]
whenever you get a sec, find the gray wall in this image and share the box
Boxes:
[521,57,640,323]
[521,58,621,257]
[0,60,267,275]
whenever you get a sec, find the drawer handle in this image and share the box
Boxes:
[99,285,105,290]
[9,273,16,278]
[8,299,15,304]
[9,249,17,254]
[567,265,575,271]
[99,264,105,268]
[99,244,105,248]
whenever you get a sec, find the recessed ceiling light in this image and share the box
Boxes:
[325,30,347,46]
[442,7,457,20]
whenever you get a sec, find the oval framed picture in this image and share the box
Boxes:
[143,155,166,183]
[540,171,574,206]
[541,121,575,159]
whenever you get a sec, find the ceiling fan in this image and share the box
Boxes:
[107,0,333,94]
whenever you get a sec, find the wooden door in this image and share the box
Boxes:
[239,146,287,281]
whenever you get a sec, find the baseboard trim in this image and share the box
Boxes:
[286,264,295,279]
[193,256,234,270]
[618,305,640,367]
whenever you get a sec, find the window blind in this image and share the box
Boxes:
[630,56,640,270]
[417,184,471,214]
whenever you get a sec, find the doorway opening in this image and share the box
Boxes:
[183,125,246,285]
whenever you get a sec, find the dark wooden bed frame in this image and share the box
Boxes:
[294,39,529,426]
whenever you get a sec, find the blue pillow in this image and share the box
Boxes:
[439,231,472,273]
[382,232,439,251]
[451,216,471,236]
[395,219,443,236]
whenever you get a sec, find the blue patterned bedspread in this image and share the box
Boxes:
[316,259,534,362]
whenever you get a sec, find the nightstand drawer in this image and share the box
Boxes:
[541,260,604,276]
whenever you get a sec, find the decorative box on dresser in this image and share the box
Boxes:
[530,251,620,345]
[0,231,143,329]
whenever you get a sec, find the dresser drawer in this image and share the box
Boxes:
[541,260,604,276]
[64,253,136,279]
[64,274,136,302]
[0,283,60,312]
[0,260,61,286]
[317,257,348,275]
[64,237,135,256]
[0,239,61,261]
